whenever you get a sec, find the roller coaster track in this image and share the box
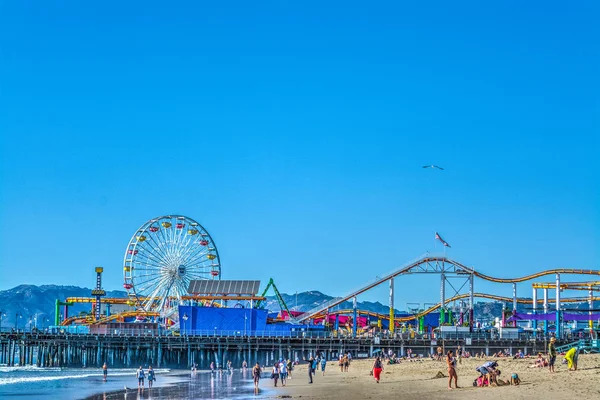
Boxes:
[292,255,600,323]
[312,293,600,324]
[91,311,160,325]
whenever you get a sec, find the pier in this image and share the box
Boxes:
[0,332,567,369]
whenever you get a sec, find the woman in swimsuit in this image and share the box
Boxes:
[446,350,459,390]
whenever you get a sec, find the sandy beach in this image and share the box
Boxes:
[269,354,600,400]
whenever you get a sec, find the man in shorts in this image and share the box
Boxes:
[102,362,108,381]
[137,366,145,389]
[548,337,557,373]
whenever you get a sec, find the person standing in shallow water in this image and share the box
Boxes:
[137,366,145,389]
[147,366,155,388]
[102,362,108,381]
[252,362,261,394]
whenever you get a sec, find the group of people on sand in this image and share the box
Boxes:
[270,358,292,387]
[338,352,351,372]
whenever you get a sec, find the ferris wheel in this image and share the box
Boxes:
[123,215,221,314]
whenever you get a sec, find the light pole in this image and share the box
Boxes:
[182,313,189,336]
[15,313,22,331]
[0,310,5,332]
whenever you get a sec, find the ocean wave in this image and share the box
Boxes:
[0,366,62,373]
[0,368,170,385]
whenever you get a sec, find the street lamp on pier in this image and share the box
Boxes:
[0,310,5,332]
[15,313,22,331]
[182,313,189,335]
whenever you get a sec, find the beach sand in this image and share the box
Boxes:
[272,354,600,400]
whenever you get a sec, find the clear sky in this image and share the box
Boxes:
[1,1,598,308]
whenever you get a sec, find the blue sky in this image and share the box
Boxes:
[1,1,598,308]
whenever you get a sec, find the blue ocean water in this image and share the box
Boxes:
[0,365,265,399]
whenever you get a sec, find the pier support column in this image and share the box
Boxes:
[555,273,561,338]
[543,288,548,336]
[389,278,394,335]
[532,288,537,336]
[352,297,357,338]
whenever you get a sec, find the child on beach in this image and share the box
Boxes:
[321,357,327,376]
[102,362,107,381]
[510,373,520,385]
[547,337,557,373]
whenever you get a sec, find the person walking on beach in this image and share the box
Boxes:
[102,362,108,381]
[147,366,155,388]
[372,356,383,383]
[137,366,145,389]
[308,356,315,384]
[456,345,462,364]
[242,360,247,369]
[271,362,280,387]
[252,362,261,394]
[446,350,459,390]
[548,337,557,373]
[437,346,443,361]
[287,358,293,379]
[320,357,327,376]
[339,354,344,372]
[279,359,288,386]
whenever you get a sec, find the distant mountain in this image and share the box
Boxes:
[0,284,594,328]
[0,285,127,328]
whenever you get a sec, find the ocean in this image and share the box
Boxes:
[0,365,266,399]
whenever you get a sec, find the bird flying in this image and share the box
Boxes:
[423,165,444,170]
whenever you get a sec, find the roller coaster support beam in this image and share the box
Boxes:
[389,278,395,334]
[469,273,474,331]
[440,273,446,325]
[54,299,74,326]
[532,288,538,336]
[512,283,517,313]
[543,288,548,336]
[556,273,561,338]
[352,297,358,338]
[589,287,594,333]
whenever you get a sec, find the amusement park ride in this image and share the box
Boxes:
[55,215,600,340]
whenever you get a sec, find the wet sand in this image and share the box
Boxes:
[272,354,600,400]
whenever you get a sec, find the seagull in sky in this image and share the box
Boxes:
[422,165,444,170]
